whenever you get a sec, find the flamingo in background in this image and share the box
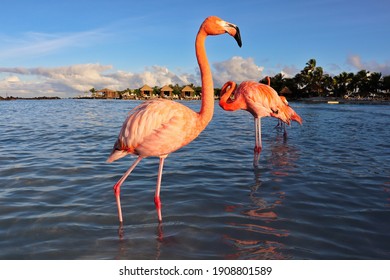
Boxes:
[107,16,242,224]
[276,95,302,137]
[219,80,302,166]
[260,77,302,136]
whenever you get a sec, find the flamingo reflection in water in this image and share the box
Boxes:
[223,175,289,259]
[222,135,301,259]
[223,187,289,259]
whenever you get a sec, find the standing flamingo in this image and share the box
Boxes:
[219,80,301,166]
[107,16,242,224]
[262,76,302,134]
[276,95,302,137]
[262,76,287,133]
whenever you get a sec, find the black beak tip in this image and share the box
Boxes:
[234,26,242,47]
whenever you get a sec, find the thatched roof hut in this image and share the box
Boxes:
[140,84,154,99]
[160,85,173,98]
[181,85,195,99]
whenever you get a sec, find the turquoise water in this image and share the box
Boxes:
[0,99,389,259]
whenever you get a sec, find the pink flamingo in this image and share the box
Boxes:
[107,16,242,224]
[219,80,302,166]
[263,77,287,133]
[276,95,302,137]
[261,76,302,138]
[263,76,302,134]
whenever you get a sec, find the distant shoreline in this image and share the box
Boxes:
[1,96,389,105]
[297,97,390,105]
[0,96,61,101]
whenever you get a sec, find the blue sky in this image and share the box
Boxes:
[1,0,389,97]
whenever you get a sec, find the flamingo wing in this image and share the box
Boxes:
[251,83,291,124]
[236,81,277,118]
[107,99,197,162]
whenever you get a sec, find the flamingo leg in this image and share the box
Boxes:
[275,120,281,129]
[155,156,166,223]
[113,156,143,224]
[253,118,262,166]
[283,123,288,139]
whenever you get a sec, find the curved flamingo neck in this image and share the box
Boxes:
[219,81,242,111]
[196,29,214,126]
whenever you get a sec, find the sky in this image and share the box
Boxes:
[0,0,389,98]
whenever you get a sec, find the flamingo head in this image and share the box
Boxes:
[201,16,242,47]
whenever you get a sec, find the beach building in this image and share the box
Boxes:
[140,84,154,99]
[181,85,195,99]
[160,85,174,99]
[96,88,119,99]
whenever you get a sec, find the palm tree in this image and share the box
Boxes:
[334,72,354,98]
[382,75,390,97]
[89,87,96,97]
[171,84,182,98]
[312,66,325,96]
[353,70,370,97]
[269,73,284,93]
[152,86,160,97]
[368,72,382,96]
[295,58,329,96]
[321,73,333,95]
[285,77,300,99]
[305,59,317,73]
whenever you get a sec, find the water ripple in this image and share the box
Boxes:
[0,100,389,259]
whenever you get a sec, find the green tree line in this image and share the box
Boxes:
[89,58,390,100]
[260,58,390,100]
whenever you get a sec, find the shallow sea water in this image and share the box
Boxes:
[0,99,389,259]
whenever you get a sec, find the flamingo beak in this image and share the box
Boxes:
[226,23,242,47]
[233,26,242,47]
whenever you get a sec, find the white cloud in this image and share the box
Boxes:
[280,65,300,78]
[0,64,116,97]
[0,63,199,98]
[109,65,198,88]
[4,76,20,83]
[347,55,364,69]
[0,56,268,98]
[346,55,390,75]
[212,56,264,86]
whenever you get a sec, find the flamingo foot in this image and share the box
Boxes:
[154,196,163,223]
[118,222,124,240]
[253,153,260,167]
[253,146,262,167]
[156,223,164,242]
